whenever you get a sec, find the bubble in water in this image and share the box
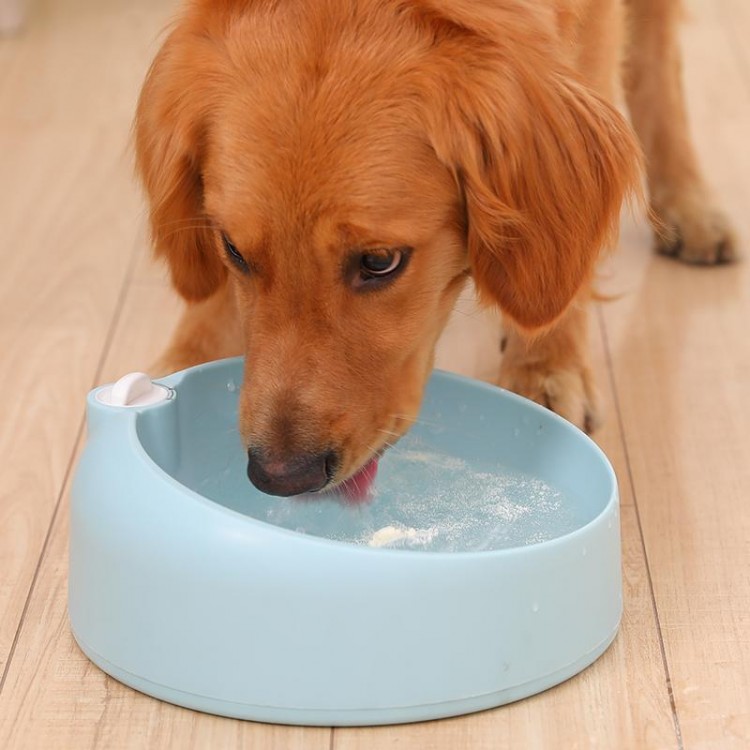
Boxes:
[513,427,521,438]
[582,546,588,557]
[226,380,237,393]
[531,602,540,613]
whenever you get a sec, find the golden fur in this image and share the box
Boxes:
[135,0,735,491]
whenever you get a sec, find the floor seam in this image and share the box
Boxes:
[596,305,684,750]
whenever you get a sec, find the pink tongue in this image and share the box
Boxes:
[338,458,380,503]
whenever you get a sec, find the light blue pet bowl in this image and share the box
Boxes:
[69,357,621,726]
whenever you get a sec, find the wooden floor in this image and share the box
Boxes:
[1,0,748,747]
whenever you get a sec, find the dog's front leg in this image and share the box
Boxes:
[498,296,600,433]
[623,0,737,264]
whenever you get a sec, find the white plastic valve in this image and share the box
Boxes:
[96,372,171,407]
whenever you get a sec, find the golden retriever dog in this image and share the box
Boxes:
[135,0,735,497]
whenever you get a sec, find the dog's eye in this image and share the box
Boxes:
[221,233,249,272]
[358,249,408,284]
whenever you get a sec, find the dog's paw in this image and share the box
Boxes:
[652,195,738,265]
[498,353,601,434]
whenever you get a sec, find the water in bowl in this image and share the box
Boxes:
[195,433,587,553]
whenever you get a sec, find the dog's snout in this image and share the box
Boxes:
[246,448,337,497]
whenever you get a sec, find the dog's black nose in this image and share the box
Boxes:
[246,448,337,497]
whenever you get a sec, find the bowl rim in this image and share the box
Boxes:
[103,356,619,560]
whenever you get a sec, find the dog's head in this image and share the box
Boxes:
[135,0,640,496]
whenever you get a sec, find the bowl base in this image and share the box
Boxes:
[72,625,620,727]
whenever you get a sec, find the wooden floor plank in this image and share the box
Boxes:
[600,1,750,746]
[0,0,179,677]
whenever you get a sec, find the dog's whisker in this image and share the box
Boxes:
[376,427,403,438]
[388,413,445,429]
[450,307,492,320]
[153,216,215,230]
[387,413,416,423]
[376,441,407,456]
[375,427,408,445]
[388,414,492,446]
[159,222,215,231]
[365,435,406,458]
[160,225,216,241]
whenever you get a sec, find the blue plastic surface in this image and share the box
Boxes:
[69,357,622,726]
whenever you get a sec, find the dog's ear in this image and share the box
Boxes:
[423,33,642,330]
[134,28,226,301]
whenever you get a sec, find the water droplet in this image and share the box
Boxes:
[226,380,237,393]
[582,546,588,557]
[531,602,539,613]
[607,520,613,529]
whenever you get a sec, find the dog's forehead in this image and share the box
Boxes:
[204,94,455,248]
[198,4,461,246]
